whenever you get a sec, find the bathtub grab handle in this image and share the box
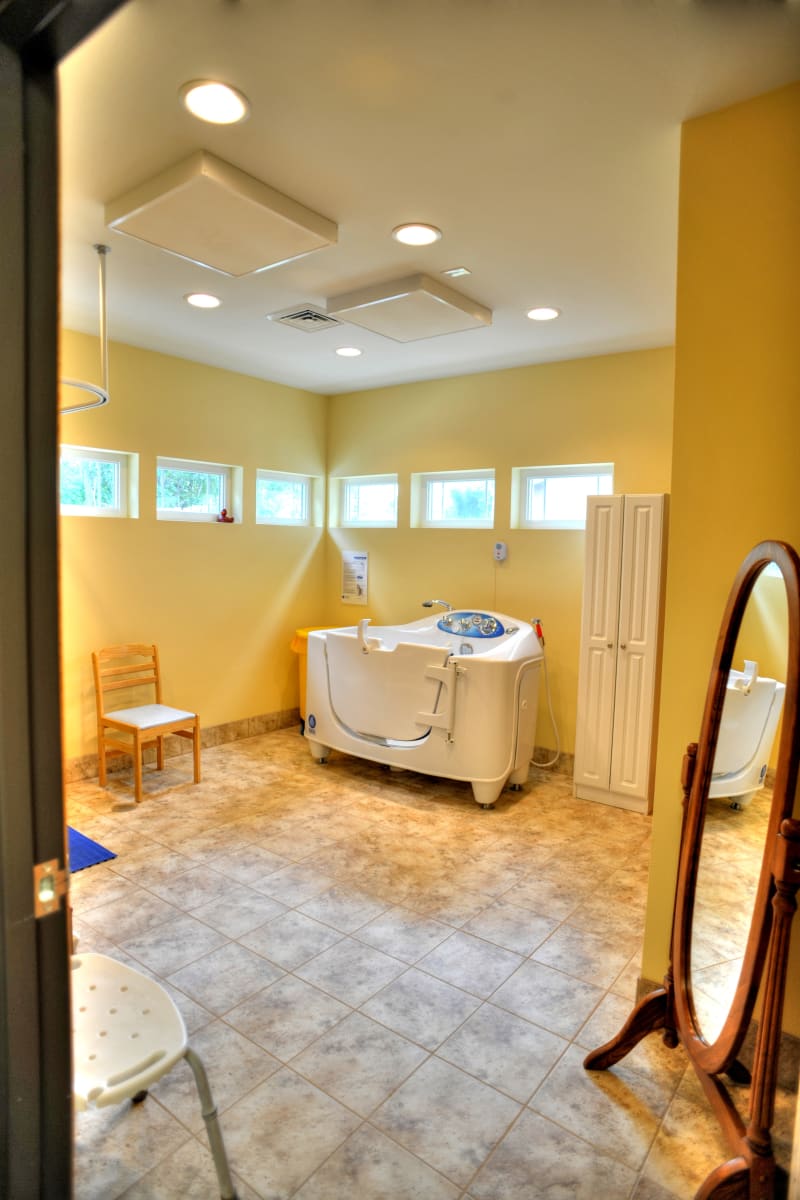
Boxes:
[358,618,381,654]
[416,661,461,742]
[741,659,758,694]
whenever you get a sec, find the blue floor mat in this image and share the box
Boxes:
[67,826,116,872]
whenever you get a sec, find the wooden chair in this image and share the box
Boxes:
[92,643,201,803]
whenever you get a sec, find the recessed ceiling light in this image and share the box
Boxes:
[185,292,222,308]
[180,80,250,125]
[392,223,442,246]
[527,306,561,321]
[441,266,471,278]
[335,346,362,357]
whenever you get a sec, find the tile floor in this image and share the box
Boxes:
[67,729,798,1199]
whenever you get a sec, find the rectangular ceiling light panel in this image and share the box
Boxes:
[327,274,492,342]
[105,151,337,277]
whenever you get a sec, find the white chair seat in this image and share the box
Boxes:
[72,953,236,1198]
[105,703,196,729]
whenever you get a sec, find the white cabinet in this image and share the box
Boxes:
[573,494,667,813]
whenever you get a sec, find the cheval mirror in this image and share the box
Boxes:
[584,540,800,1200]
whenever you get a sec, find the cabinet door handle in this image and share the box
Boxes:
[607,642,613,649]
[620,643,627,650]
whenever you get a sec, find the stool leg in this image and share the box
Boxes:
[184,1047,237,1200]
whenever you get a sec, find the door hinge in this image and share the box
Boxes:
[33,858,69,918]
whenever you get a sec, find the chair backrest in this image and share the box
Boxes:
[92,644,163,717]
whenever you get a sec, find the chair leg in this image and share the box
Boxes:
[193,725,202,784]
[184,1047,237,1200]
[98,729,107,786]
[156,734,165,771]
[133,731,143,803]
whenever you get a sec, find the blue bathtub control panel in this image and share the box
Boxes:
[437,611,505,638]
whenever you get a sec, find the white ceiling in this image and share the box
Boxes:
[58,0,800,395]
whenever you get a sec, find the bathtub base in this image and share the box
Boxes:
[471,779,505,809]
[308,740,330,764]
[306,736,511,808]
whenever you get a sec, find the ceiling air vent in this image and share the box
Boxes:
[268,306,342,333]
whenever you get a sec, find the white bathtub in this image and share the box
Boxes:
[304,611,543,807]
[709,660,785,808]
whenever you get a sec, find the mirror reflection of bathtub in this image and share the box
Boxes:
[304,611,544,807]
[708,660,785,809]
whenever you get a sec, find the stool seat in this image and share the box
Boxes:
[72,953,186,1110]
[72,953,237,1198]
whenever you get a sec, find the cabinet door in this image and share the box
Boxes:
[608,494,665,800]
[573,496,623,789]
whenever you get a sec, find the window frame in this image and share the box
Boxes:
[255,468,312,526]
[515,462,614,530]
[156,455,234,523]
[59,444,131,518]
[335,473,399,529]
[414,468,496,529]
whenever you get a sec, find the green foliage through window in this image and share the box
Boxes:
[59,446,126,516]
[427,478,494,523]
[256,474,309,523]
[61,458,116,509]
[157,467,224,514]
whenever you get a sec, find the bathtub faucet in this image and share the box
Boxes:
[422,599,453,611]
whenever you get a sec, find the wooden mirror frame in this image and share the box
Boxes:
[584,540,800,1200]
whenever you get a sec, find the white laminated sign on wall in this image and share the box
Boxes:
[341,551,368,605]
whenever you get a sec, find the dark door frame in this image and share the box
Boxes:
[0,3,127,1195]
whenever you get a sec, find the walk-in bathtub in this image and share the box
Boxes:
[709,660,785,809]
[304,610,543,807]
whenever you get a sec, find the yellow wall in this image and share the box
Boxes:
[59,331,327,760]
[641,82,800,1032]
[326,349,674,753]
[60,338,674,763]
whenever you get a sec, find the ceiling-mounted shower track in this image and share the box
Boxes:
[60,243,111,414]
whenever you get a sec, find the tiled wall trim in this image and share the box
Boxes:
[532,748,574,778]
[66,729,570,785]
[63,708,301,783]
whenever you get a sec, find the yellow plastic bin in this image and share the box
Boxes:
[290,627,328,727]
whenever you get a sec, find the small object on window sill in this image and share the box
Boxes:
[216,508,234,523]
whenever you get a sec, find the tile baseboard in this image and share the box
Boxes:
[531,747,574,778]
[63,707,301,783]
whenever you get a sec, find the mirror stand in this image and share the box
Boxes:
[583,541,800,1200]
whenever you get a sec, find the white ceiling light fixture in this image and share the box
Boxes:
[441,266,471,278]
[180,80,250,125]
[335,346,363,357]
[328,274,492,342]
[392,223,442,246]
[105,151,338,277]
[185,292,221,308]
[527,306,561,321]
